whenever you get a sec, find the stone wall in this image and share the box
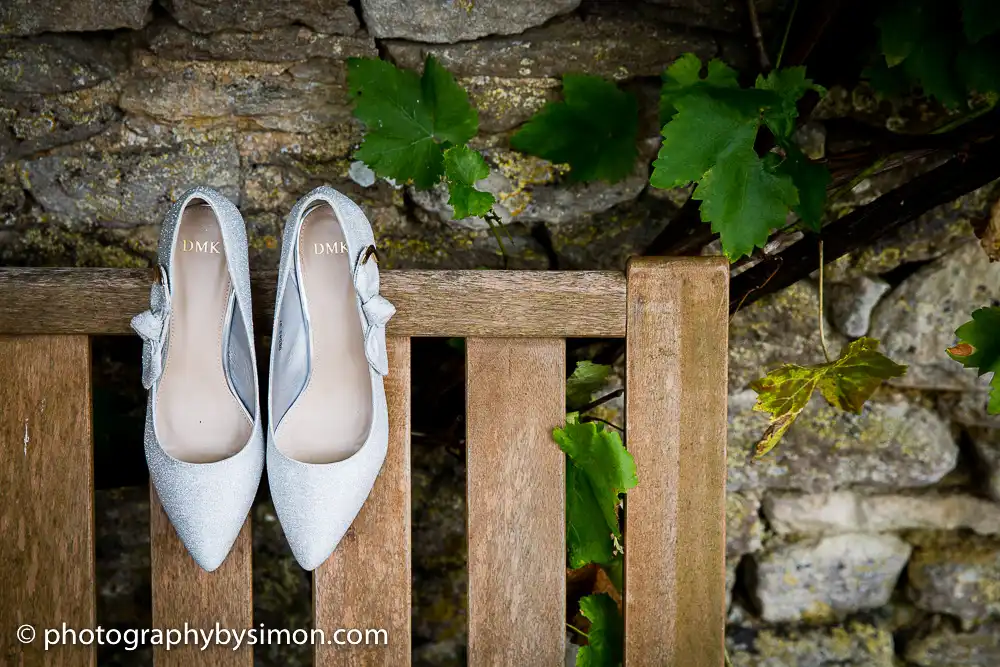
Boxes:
[4,1,1000,666]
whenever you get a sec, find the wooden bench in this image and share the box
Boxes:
[0,258,728,667]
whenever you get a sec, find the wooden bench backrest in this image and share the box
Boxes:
[0,258,728,667]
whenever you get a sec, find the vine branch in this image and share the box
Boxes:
[817,239,830,362]
[730,136,1000,313]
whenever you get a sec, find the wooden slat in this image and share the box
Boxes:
[466,338,565,666]
[150,491,252,666]
[315,337,411,666]
[0,268,625,337]
[623,258,728,667]
[0,335,95,667]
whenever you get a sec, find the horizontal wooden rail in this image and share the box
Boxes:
[0,268,626,338]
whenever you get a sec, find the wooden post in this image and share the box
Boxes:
[624,258,729,667]
[314,337,412,666]
[466,338,566,666]
[0,335,96,667]
[150,492,253,666]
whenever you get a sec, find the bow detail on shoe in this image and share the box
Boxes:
[131,266,172,389]
[354,246,395,376]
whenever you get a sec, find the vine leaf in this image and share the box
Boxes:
[659,53,739,123]
[576,594,623,667]
[750,337,908,458]
[443,145,495,219]
[651,93,759,190]
[694,143,799,260]
[566,360,612,411]
[962,0,1000,43]
[777,148,831,232]
[555,415,637,569]
[755,67,822,142]
[650,54,829,260]
[877,0,930,67]
[948,307,1000,414]
[347,55,478,189]
[511,74,639,183]
[874,0,1000,105]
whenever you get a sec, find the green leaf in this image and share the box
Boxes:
[877,0,931,67]
[777,148,830,232]
[900,30,967,107]
[566,360,612,411]
[755,66,819,142]
[962,0,1000,43]
[948,307,1000,414]
[443,145,495,219]
[864,58,915,98]
[750,337,907,457]
[511,75,639,183]
[660,54,740,123]
[555,415,637,568]
[566,460,616,567]
[601,556,624,594]
[576,594,623,667]
[693,144,799,261]
[348,55,478,189]
[957,41,1000,95]
[651,93,759,189]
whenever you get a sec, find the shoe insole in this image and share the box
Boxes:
[155,203,252,464]
[274,205,373,464]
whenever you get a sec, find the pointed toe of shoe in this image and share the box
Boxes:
[269,474,357,572]
[287,534,340,572]
[146,428,264,572]
[266,437,387,571]
[180,526,241,573]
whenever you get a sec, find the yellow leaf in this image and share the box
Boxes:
[750,337,907,458]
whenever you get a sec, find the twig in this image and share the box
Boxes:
[566,623,589,639]
[775,0,800,70]
[747,0,772,71]
[730,136,1000,313]
[729,256,782,321]
[817,239,830,362]
[576,389,624,415]
[580,416,624,433]
[483,209,509,268]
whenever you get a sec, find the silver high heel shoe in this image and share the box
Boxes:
[132,187,264,572]
[266,186,395,570]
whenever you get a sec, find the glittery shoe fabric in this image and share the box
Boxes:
[267,185,394,571]
[133,186,264,572]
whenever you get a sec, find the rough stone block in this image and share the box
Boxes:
[870,241,1000,390]
[161,0,358,34]
[827,275,891,338]
[727,621,895,667]
[147,22,376,62]
[119,55,353,133]
[384,8,716,79]
[908,533,1000,624]
[750,533,911,623]
[763,491,1000,537]
[728,280,844,393]
[728,391,958,493]
[0,0,152,35]
[970,427,1000,502]
[904,618,1000,667]
[20,141,241,225]
[0,36,129,95]
[727,492,763,558]
[361,0,580,43]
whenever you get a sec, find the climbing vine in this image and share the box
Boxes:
[345,3,1000,664]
